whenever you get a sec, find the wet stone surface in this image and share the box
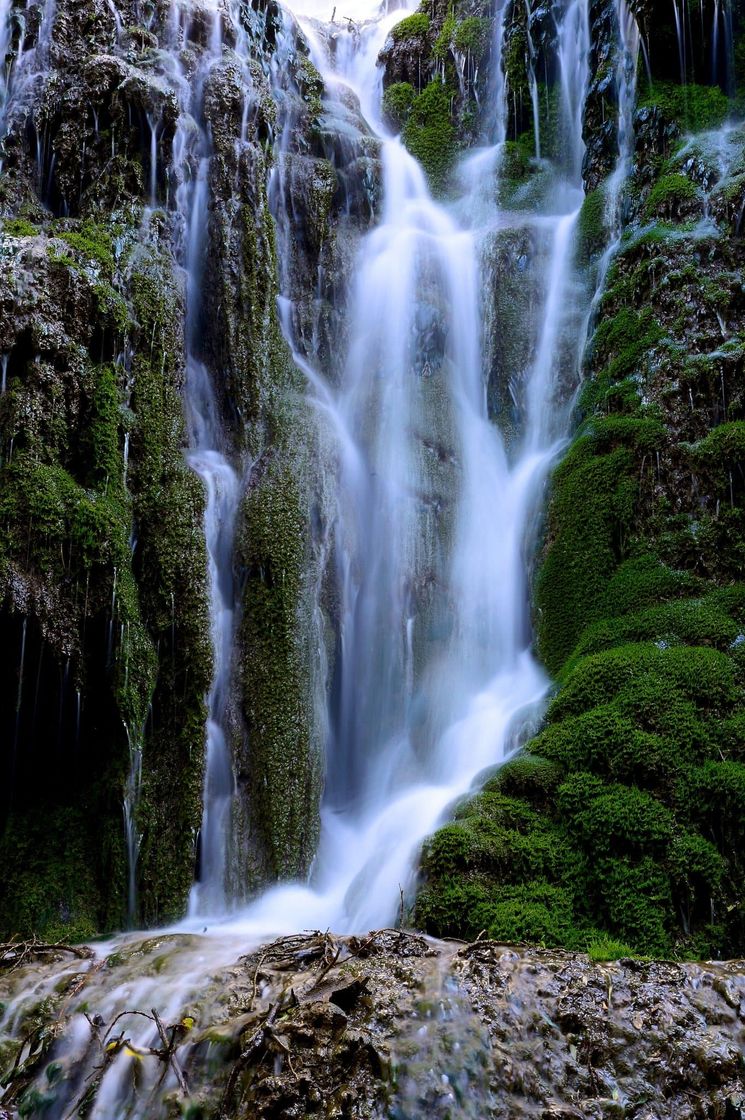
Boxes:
[1,932,745,1117]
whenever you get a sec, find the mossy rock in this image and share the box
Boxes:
[639,81,732,133]
[402,80,458,194]
[391,12,430,42]
[382,82,416,132]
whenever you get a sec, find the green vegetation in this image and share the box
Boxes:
[1,218,39,237]
[391,12,430,41]
[639,80,731,132]
[402,80,458,194]
[415,108,745,960]
[452,17,490,58]
[386,0,494,188]
[382,82,417,131]
[587,937,635,961]
[644,174,700,220]
[576,186,607,265]
[0,214,211,938]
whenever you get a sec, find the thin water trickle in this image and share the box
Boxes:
[123,723,144,926]
[172,4,242,919]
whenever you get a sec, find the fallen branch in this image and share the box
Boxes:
[0,939,94,972]
[219,1001,281,1118]
[151,1008,189,1098]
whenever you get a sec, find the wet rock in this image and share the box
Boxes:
[3,933,745,1118]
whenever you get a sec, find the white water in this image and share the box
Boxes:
[189,0,592,942]
[0,0,56,169]
[171,8,242,919]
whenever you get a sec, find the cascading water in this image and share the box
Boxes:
[171,6,242,918]
[0,0,11,120]
[206,0,593,939]
[0,0,56,167]
[119,0,244,922]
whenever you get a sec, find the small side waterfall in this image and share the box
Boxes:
[185,357,240,917]
[169,9,242,918]
[0,0,56,167]
[0,0,11,121]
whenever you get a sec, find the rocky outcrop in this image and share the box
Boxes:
[378,0,495,191]
[2,931,745,1117]
[0,0,369,931]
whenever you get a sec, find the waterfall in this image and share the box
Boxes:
[0,0,56,169]
[0,1,653,1113]
[166,3,242,918]
[672,0,687,86]
[185,0,594,940]
[0,0,11,121]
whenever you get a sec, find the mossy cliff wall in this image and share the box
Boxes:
[416,0,745,959]
[0,0,343,935]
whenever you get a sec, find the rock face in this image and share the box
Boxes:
[1,931,745,1117]
[415,3,745,959]
[0,0,377,934]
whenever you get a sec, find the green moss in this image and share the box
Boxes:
[420,147,745,960]
[452,17,490,58]
[239,453,321,881]
[0,809,103,943]
[296,55,324,118]
[639,80,731,132]
[597,856,672,955]
[126,248,211,925]
[478,882,582,945]
[415,875,587,946]
[643,173,700,220]
[535,440,636,674]
[687,421,745,495]
[391,11,430,41]
[499,140,532,183]
[502,26,529,106]
[0,213,213,937]
[2,218,39,237]
[382,82,416,131]
[586,936,635,961]
[402,80,458,194]
[576,186,608,265]
[57,221,117,274]
[592,306,665,383]
[484,753,563,808]
[557,773,675,854]
[433,9,456,60]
